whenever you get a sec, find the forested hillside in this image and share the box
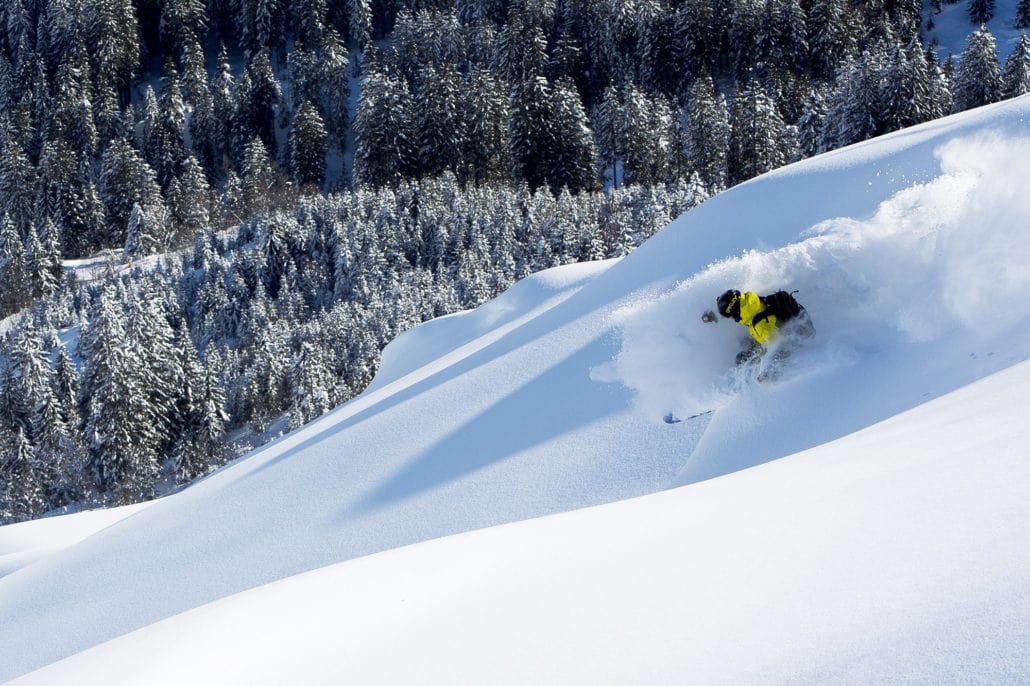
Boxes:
[2,0,1029,522]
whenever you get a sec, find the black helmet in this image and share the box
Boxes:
[716,289,741,319]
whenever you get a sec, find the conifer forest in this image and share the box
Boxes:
[2,0,1029,521]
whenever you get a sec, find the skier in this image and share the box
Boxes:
[702,289,814,377]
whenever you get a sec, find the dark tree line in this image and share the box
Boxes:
[0,0,1026,282]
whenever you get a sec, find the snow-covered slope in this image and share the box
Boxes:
[3,96,1030,684]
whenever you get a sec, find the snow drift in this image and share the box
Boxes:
[2,95,1030,684]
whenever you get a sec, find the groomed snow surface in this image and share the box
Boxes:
[3,96,1030,684]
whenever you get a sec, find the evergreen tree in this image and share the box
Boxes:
[99,138,165,247]
[592,83,625,187]
[160,0,207,56]
[210,44,235,174]
[757,0,809,76]
[287,340,332,430]
[50,36,98,161]
[353,68,414,187]
[0,424,44,520]
[235,0,286,51]
[8,324,81,509]
[460,67,512,186]
[167,154,213,246]
[729,80,794,183]
[509,75,554,191]
[967,0,994,24]
[796,88,828,158]
[1002,33,1030,98]
[152,59,188,189]
[24,222,61,300]
[0,140,37,234]
[81,286,135,501]
[88,0,141,99]
[94,81,123,147]
[1017,0,1030,29]
[0,215,28,316]
[808,0,860,79]
[821,53,882,150]
[413,63,465,179]
[926,46,955,118]
[240,137,277,218]
[289,99,328,188]
[172,332,225,483]
[638,7,689,100]
[119,285,179,495]
[231,51,282,165]
[547,77,599,193]
[124,203,164,257]
[348,0,372,49]
[679,74,731,191]
[317,29,350,146]
[953,25,1002,111]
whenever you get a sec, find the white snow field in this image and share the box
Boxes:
[3,95,1030,684]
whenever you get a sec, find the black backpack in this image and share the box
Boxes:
[753,290,802,328]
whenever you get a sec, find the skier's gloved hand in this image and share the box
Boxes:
[701,310,718,323]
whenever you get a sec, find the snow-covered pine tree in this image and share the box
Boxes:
[240,136,276,218]
[287,339,332,431]
[680,74,731,192]
[460,67,512,186]
[1002,33,1030,98]
[87,0,140,100]
[729,80,793,183]
[0,215,28,316]
[167,154,213,247]
[0,423,45,521]
[209,43,235,174]
[796,88,828,158]
[353,68,414,188]
[413,63,465,180]
[51,36,98,161]
[545,77,599,193]
[952,25,1002,111]
[99,137,165,248]
[81,285,134,502]
[621,84,673,187]
[24,222,60,300]
[159,0,207,57]
[0,140,37,234]
[1017,0,1030,29]
[348,0,372,49]
[591,83,625,187]
[808,0,860,80]
[317,29,349,146]
[151,59,188,189]
[171,332,224,483]
[231,51,282,166]
[967,0,995,24]
[124,203,163,258]
[289,99,328,189]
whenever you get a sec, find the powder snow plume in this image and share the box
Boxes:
[611,133,1030,421]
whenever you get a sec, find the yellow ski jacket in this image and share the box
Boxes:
[737,291,778,345]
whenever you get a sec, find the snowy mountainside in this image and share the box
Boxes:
[12,358,1030,685]
[3,95,1030,683]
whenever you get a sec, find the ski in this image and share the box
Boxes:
[663,409,714,424]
